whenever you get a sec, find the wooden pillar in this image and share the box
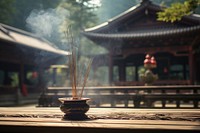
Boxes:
[38,68,46,92]
[193,54,197,84]
[3,70,9,85]
[16,62,25,104]
[108,53,113,85]
[189,46,194,84]
[183,64,186,80]
[52,68,57,86]
[19,63,24,89]
[119,61,125,82]
[135,66,138,81]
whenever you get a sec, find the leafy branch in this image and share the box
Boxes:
[157,0,200,22]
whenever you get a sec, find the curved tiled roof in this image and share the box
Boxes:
[0,23,70,56]
[83,0,200,39]
[83,25,200,39]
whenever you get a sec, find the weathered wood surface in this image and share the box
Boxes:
[0,107,200,133]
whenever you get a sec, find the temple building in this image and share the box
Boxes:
[83,0,200,85]
[0,23,69,105]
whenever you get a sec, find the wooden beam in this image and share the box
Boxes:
[122,45,190,58]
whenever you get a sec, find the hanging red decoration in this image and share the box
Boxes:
[22,83,28,96]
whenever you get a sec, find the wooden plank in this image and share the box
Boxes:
[0,116,199,126]
[0,108,200,133]
[0,118,199,129]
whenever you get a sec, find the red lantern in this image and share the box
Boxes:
[144,58,151,64]
[22,84,28,96]
[144,54,151,64]
[144,59,151,68]
[144,54,157,69]
[145,54,151,59]
[150,56,157,68]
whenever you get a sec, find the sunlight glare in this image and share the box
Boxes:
[90,0,101,6]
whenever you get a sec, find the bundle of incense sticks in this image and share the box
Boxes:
[66,28,93,100]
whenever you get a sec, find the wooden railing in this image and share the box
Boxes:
[0,86,41,106]
[114,80,190,86]
[38,85,200,108]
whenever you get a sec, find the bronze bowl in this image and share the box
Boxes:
[58,97,90,120]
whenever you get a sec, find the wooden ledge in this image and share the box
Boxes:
[0,107,200,133]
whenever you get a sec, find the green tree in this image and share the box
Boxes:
[58,0,98,37]
[0,0,16,25]
[58,0,101,54]
[157,0,200,22]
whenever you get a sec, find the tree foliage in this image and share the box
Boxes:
[157,0,200,22]
[58,0,100,55]
[0,0,16,25]
[58,0,98,35]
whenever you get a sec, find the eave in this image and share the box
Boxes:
[83,25,200,40]
[0,23,70,56]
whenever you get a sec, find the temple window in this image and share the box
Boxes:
[169,64,185,80]
[169,64,189,80]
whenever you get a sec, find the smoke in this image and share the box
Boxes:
[26,7,69,49]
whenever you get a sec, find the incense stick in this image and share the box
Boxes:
[65,27,93,100]
[79,58,93,99]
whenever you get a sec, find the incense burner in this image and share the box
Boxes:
[59,97,90,120]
